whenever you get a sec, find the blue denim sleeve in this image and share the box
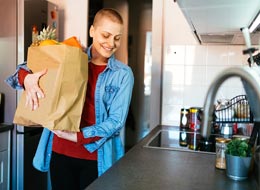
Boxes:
[82,68,134,153]
[4,62,30,90]
[32,128,54,172]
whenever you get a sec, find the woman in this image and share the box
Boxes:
[6,8,134,190]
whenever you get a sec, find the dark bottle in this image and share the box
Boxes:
[180,108,189,129]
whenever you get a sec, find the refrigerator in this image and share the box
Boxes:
[0,0,58,189]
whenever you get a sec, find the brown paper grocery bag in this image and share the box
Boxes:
[13,45,88,132]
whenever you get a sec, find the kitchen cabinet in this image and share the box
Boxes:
[0,124,13,190]
[0,151,8,190]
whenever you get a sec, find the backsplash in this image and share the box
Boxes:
[162,44,248,126]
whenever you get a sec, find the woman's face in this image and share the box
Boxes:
[90,17,123,59]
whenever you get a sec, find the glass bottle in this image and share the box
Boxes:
[179,108,189,147]
[215,137,231,169]
[180,108,189,129]
[32,25,38,45]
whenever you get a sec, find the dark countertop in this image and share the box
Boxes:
[86,125,258,190]
[0,123,13,133]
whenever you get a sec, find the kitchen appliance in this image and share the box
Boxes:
[14,1,58,190]
[176,0,260,45]
[0,0,58,189]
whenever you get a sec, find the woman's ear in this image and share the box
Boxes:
[89,25,94,38]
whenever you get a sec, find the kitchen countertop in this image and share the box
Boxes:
[0,123,13,133]
[86,125,258,190]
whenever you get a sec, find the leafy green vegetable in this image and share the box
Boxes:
[225,139,252,157]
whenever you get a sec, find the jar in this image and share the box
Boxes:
[215,137,231,169]
[189,107,202,131]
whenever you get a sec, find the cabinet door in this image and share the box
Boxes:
[0,151,8,190]
[0,131,8,151]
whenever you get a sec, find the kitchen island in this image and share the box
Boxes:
[86,125,258,190]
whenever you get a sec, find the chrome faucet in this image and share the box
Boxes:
[201,66,260,142]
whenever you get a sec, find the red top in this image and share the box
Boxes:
[18,68,29,88]
[18,62,106,160]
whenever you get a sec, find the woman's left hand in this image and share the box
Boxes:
[52,130,77,142]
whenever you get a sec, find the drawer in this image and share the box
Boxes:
[0,131,9,151]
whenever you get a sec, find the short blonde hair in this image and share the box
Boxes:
[93,8,123,26]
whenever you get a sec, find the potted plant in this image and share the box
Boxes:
[225,138,253,180]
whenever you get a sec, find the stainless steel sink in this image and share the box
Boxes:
[144,128,217,154]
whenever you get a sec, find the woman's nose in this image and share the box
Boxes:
[107,38,115,47]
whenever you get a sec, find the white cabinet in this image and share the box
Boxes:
[0,129,11,190]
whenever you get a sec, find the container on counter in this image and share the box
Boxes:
[215,137,231,169]
[233,123,238,135]
[220,123,233,139]
[180,108,189,129]
[189,107,203,131]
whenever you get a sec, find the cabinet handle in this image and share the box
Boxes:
[0,161,3,184]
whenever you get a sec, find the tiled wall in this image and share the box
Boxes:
[162,44,248,126]
[160,1,251,126]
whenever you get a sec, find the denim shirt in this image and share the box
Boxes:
[5,62,30,90]
[5,47,134,176]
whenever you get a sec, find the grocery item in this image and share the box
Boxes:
[215,137,231,169]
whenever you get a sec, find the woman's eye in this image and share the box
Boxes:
[102,34,109,38]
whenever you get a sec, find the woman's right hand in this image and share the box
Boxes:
[24,69,47,110]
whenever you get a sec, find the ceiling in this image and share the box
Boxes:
[176,0,260,45]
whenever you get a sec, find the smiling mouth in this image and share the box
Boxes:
[102,45,113,52]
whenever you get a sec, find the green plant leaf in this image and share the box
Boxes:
[226,139,252,157]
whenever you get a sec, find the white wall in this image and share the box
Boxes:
[161,1,249,126]
[47,0,89,47]
[149,0,163,130]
